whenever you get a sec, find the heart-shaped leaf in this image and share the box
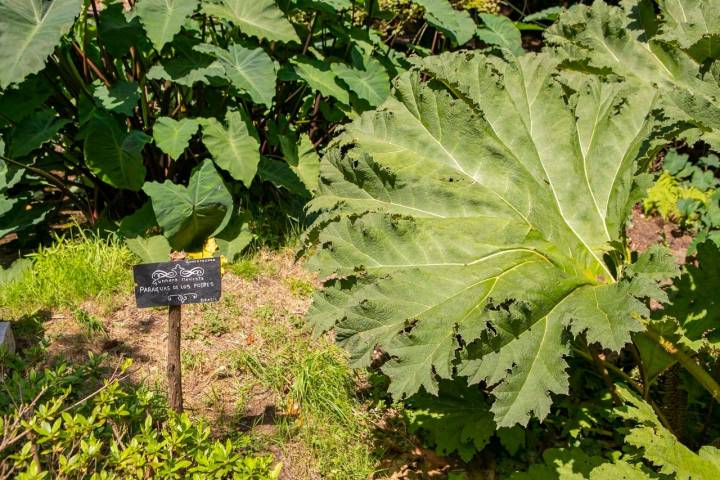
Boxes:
[143,159,233,251]
[0,0,83,88]
[202,0,299,44]
[84,116,151,191]
[201,110,260,187]
[135,0,199,50]
[195,43,277,107]
[153,117,200,159]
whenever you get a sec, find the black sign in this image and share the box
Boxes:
[133,257,221,308]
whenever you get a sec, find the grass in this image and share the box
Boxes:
[225,310,379,480]
[187,307,231,339]
[226,258,261,280]
[0,231,133,317]
[73,308,107,338]
[284,277,314,297]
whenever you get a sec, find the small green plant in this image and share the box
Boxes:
[72,308,107,338]
[187,308,231,340]
[284,277,315,298]
[644,149,720,253]
[227,258,262,280]
[182,350,205,371]
[253,304,277,322]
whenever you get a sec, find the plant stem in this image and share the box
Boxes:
[303,13,318,55]
[0,155,92,223]
[572,345,677,433]
[644,326,720,403]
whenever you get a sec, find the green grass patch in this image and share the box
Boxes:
[226,325,378,480]
[0,232,133,317]
[226,257,262,280]
[284,277,314,297]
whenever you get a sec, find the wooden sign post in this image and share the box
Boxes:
[133,257,222,412]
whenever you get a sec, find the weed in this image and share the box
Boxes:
[187,308,230,339]
[253,304,277,322]
[226,258,261,280]
[284,277,314,298]
[73,308,107,338]
[0,231,133,317]
[181,350,204,371]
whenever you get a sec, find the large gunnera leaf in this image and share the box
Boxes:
[0,0,83,89]
[305,50,668,427]
[546,0,720,148]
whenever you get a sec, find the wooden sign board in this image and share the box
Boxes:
[133,257,221,308]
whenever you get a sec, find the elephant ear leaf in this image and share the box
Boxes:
[84,116,151,191]
[143,159,233,251]
[0,0,83,88]
[126,235,171,263]
[305,50,672,428]
[202,0,299,44]
[201,110,261,187]
[135,0,199,51]
[153,117,200,159]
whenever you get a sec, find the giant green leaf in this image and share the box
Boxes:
[84,116,151,191]
[656,0,720,50]
[135,0,198,50]
[305,51,670,427]
[153,117,199,159]
[195,44,277,107]
[0,0,82,88]
[143,159,233,251]
[413,0,475,45]
[547,0,720,148]
[201,110,260,187]
[202,0,299,44]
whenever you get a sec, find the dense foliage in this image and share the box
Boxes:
[0,353,277,479]
[305,0,720,475]
[0,0,523,258]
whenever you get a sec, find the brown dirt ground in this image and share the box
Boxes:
[627,208,692,263]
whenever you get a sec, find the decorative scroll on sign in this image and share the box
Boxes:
[133,257,221,308]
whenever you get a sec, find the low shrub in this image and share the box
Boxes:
[0,353,278,479]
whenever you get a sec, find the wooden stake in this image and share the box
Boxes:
[167,304,183,412]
